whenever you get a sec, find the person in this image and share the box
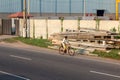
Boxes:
[61,36,70,53]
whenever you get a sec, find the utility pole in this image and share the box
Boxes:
[69,0,71,16]
[55,0,57,16]
[28,0,30,15]
[27,0,30,37]
[83,0,86,16]
[23,0,27,38]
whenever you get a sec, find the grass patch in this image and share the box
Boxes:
[114,35,120,39]
[92,49,120,60]
[14,37,53,48]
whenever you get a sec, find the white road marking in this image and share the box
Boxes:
[0,70,30,80]
[90,70,120,79]
[10,55,32,61]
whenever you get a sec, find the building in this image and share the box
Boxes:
[0,0,117,19]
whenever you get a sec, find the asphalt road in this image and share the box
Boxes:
[0,46,120,80]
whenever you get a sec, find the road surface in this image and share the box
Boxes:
[0,45,120,80]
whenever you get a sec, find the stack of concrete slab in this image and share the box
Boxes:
[49,28,119,51]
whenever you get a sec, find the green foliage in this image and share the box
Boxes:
[95,19,100,30]
[14,37,52,48]
[110,27,116,32]
[61,27,63,32]
[59,17,64,32]
[114,35,120,39]
[59,17,64,21]
[78,17,81,30]
[118,25,120,34]
[92,49,120,60]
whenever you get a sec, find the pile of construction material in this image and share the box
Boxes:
[49,28,120,54]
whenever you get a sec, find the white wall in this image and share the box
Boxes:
[34,19,46,39]
[63,20,78,32]
[100,20,119,31]
[29,19,34,38]
[80,20,96,29]
[19,19,24,37]
[48,19,61,37]
[19,18,120,39]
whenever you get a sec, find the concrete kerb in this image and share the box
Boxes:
[0,35,17,40]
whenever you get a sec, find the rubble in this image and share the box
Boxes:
[49,28,120,54]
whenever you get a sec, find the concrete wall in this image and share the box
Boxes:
[63,19,78,31]
[100,21,119,32]
[29,19,47,39]
[19,19,24,37]
[80,20,96,29]
[48,19,61,37]
[19,18,120,39]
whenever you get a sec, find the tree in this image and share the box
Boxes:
[96,18,100,31]
[78,17,81,30]
[59,17,64,32]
